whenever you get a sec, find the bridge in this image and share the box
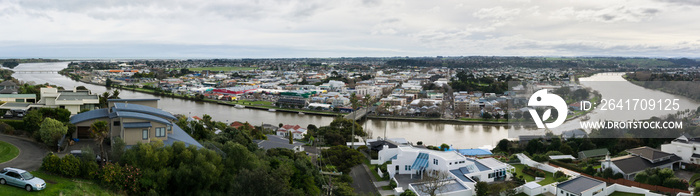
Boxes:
[344,107,369,121]
[13,71,59,74]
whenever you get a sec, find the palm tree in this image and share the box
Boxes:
[90,120,109,162]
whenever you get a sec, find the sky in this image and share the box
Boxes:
[1,0,700,59]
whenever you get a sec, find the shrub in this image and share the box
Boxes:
[39,118,68,147]
[41,153,61,174]
[390,179,397,188]
[536,171,546,178]
[60,154,81,177]
[663,178,689,190]
[357,145,368,153]
[554,171,565,179]
[400,189,418,196]
[531,154,549,162]
[98,163,143,194]
[0,121,15,134]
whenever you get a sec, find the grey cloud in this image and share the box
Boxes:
[655,0,700,6]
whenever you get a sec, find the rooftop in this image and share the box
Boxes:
[627,146,675,162]
[113,102,176,120]
[411,179,469,195]
[557,176,605,195]
[610,154,682,174]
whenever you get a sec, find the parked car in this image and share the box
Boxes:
[0,167,46,191]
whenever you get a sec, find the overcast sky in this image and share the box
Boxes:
[1,0,699,58]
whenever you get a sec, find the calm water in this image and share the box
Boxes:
[11,62,699,148]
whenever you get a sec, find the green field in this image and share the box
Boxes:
[0,171,118,196]
[231,100,274,106]
[0,141,19,163]
[187,67,256,72]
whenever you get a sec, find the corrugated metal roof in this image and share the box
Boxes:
[111,111,172,125]
[113,103,176,120]
[123,122,152,128]
[69,108,110,124]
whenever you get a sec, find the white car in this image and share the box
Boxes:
[0,167,46,191]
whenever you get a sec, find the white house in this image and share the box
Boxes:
[601,146,681,180]
[277,124,307,140]
[661,134,700,164]
[374,144,513,195]
[556,176,606,196]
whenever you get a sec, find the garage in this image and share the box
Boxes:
[77,126,92,139]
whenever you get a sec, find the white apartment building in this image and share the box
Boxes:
[661,134,700,164]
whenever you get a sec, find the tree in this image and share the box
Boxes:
[440,143,450,151]
[288,131,293,144]
[400,189,418,196]
[495,139,510,153]
[475,181,489,196]
[415,169,452,196]
[23,109,43,135]
[89,120,109,161]
[39,118,68,147]
[321,146,364,173]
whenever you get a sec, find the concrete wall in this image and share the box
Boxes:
[604,184,663,196]
[124,127,149,145]
[517,153,559,173]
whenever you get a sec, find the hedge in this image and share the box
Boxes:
[549,159,590,175]
[0,119,23,131]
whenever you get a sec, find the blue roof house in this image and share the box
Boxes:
[70,99,202,148]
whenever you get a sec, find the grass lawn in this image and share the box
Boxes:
[188,67,256,72]
[512,164,556,185]
[0,141,19,163]
[364,159,385,181]
[0,171,118,196]
[608,192,644,196]
[512,164,535,182]
[381,185,393,190]
[536,171,556,185]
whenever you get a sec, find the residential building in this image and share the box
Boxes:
[661,134,700,164]
[380,97,406,106]
[601,146,681,180]
[0,80,18,94]
[277,124,307,139]
[374,144,512,195]
[255,134,304,152]
[0,94,36,103]
[578,148,609,159]
[556,176,606,196]
[69,99,203,148]
[37,87,99,114]
[276,95,309,108]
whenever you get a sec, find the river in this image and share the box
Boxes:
[10,62,700,148]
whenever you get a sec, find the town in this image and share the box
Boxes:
[0,57,699,196]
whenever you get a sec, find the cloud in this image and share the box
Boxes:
[0,0,698,58]
[552,6,661,23]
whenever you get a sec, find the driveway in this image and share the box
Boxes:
[350,164,378,195]
[0,134,50,171]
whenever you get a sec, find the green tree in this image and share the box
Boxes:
[475,181,489,196]
[89,120,109,161]
[23,109,43,135]
[39,118,68,147]
[401,189,418,196]
[440,143,450,151]
[322,146,364,173]
[495,139,510,153]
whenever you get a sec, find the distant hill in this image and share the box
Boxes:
[0,59,62,69]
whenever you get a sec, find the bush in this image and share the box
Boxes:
[357,145,368,153]
[39,118,68,147]
[60,154,81,177]
[554,171,565,178]
[98,163,143,194]
[401,189,418,196]
[41,153,61,174]
[0,119,23,131]
[390,179,397,188]
[663,178,689,190]
[0,121,15,135]
[531,154,549,162]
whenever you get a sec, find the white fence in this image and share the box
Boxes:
[516,153,560,173]
[604,184,663,196]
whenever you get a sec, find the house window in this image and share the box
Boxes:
[142,129,149,140]
[114,121,121,126]
[156,127,166,137]
[167,126,172,132]
[433,159,438,165]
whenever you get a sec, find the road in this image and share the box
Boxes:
[350,164,378,195]
[0,134,49,171]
